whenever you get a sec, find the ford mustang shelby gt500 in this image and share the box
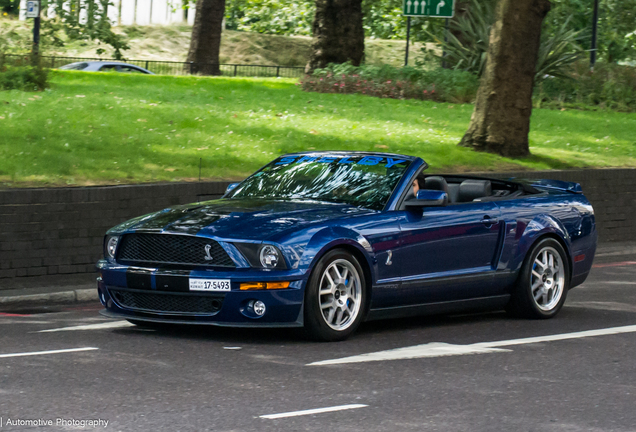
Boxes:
[97,152,597,341]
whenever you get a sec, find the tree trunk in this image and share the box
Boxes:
[459,0,551,157]
[186,0,226,76]
[305,0,364,74]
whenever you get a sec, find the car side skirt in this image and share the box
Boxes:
[365,295,511,321]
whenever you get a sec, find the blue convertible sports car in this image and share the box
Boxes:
[97,152,597,341]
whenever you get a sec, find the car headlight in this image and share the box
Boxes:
[105,235,119,259]
[260,245,280,268]
[234,243,287,269]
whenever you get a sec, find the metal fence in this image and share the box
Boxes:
[1,54,306,78]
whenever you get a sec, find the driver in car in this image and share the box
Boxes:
[412,179,420,196]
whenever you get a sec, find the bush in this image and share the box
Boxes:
[536,61,636,111]
[0,62,49,91]
[301,63,479,103]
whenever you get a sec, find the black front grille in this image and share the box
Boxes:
[116,234,234,268]
[109,288,224,315]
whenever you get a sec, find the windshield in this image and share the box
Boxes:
[228,154,412,210]
[59,62,89,70]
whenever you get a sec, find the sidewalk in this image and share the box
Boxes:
[0,273,97,310]
[1,242,635,311]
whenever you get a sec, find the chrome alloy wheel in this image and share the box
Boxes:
[318,259,362,331]
[530,246,565,311]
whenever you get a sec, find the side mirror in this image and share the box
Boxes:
[225,182,240,195]
[405,189,448,207]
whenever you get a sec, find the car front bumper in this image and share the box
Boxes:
[97,261,307,327]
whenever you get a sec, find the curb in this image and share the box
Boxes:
[0,289,98,308]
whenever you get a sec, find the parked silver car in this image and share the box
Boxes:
[59,61,154,74]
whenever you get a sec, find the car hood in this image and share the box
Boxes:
[109,198,375,241]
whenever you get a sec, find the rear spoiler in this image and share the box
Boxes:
[510,178,583,194]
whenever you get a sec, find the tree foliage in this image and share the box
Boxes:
[221,0,635,63]
[426,0,584,81]
[41,0,130,59]
[545,0,636,63]
[0,0,20,15]
[223,0,445,41]
[225,0,314,36]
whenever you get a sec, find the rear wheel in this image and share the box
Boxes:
[507,238,570,319]
[304,249,368,341]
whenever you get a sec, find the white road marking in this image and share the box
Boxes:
[37,321,134,333]
[308,324,636,366]
[309,343,511,366]
[260,404,368,419]
[568,301,636,313]
[600,281,636,285]
[0,320,54,325]
[0,347,98,359]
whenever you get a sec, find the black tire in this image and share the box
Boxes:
[304,249,369,342]
[507,238,570,319]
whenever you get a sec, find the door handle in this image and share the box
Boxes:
[480,215,498,225]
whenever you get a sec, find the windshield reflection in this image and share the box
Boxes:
[229,154,411,210]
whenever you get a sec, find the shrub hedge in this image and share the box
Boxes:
[536,61,636,112]
[0,63,49,91]
[303,61,636,112]
[301,63,479,104]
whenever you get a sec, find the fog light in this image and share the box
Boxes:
[253,300,266,316]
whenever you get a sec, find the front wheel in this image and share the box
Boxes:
[304,249,368,341]
[507,238,570,319]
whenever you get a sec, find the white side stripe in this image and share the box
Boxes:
[260,404,368,419]
[37,321,134,333]
[308,324,636,366]
[0,347,99,359]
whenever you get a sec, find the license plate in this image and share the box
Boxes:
[189,278,231,292]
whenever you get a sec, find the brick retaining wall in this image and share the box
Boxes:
[1,169,634,289]
[0,182,230,288]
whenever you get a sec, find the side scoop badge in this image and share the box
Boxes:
[386,250,393,266]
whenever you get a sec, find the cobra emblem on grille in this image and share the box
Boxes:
[204,244,214,261]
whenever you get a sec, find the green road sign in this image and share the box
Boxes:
[403,0,454,17]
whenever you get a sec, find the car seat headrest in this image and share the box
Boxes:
[423,176,449,194]
[458,180,492,202]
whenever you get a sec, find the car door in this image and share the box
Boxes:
[388,201,504,307]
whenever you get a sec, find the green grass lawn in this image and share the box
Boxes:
[1,71,635,188]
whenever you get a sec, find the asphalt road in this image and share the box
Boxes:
[1,261,635,432]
